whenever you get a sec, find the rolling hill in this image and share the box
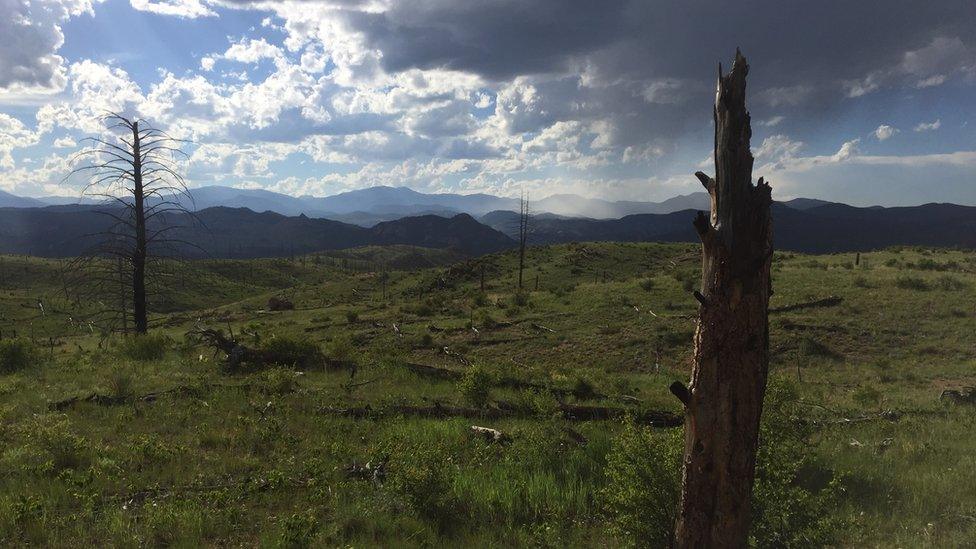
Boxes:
[0,206,516,258]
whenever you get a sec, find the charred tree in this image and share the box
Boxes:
[672,50,773,548]
[66,113,197,334]
[517,193,530,291]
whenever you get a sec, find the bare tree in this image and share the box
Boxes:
[671,50,773,547]
[517,192,530,291]
[65,113,196,334]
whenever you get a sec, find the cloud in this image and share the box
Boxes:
[844,36,976,97]
[0,0,98,97]
[832,139,860,162]
[914,119,941,132]
[129,0,215,18]
[53,136,76,147]
[873,124,897,141]
[0,114,44,168]
[221,38,284,65]
[754,135,803,169]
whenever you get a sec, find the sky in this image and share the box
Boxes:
[0,0,974,206]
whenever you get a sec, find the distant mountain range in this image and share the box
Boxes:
[1,186,974,258]
[482,202,976,253]
[0,207,514,258]
[0,185,718,223]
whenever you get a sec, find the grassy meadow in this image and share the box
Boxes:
[1,243,974,547]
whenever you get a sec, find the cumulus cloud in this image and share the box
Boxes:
[221,38,284,65]
[0,0,97,96]
[873,124,898,141]
[0,114,44,168]
[129,0,215,18]
[914,119,941,132]
[3,0,976,204]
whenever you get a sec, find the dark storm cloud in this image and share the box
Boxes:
[335,0,975,86]
[340,0,631,80]
[308,0,974,153]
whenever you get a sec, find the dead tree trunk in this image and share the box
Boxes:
[130,121,148,334]
[517,193,529,291]
[672,50,773,548]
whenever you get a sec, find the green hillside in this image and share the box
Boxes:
[1,243,974,546]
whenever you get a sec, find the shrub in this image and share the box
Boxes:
[31,415,88,471]
[601,425,682,546]
[345,310,359,324]
[512,291,529,307]
[260,336,325,370]
[572,376,597,400]
[458,366,494,408]
[0,338,35,373]
[935,274,967,291]
[105,366,134,400]
[266,296,294,311]
[278,512,319,548]
[325,335,355,363]
[639,278,655,292]
[895,275,929,291]
[261,367,299,396]
[119,333,169,361]
[602,381,845,548]
[387,444,462,533]
[751,380,846,547]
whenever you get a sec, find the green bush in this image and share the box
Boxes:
[751,380,845,547]
[639,278,655,292]
[325,334,355,363]
[277,512,319,548]
[260,336,325,370]
[458,366,494,408]
[119,333,169,361]
[387,445,462,533]
[602,380,845,547]
[895,275,929,291]
[105,366,135,399]
[345,310,359,324]
[572,376,597,400]
[601,424,682,546]
[511,291,529,307]
[261,367,299,396]
[0,338,35,373]
[935,274,967,291]
[31,415,88,471]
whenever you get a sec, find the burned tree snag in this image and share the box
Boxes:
[517,193,530,291]
[673,50,773,548]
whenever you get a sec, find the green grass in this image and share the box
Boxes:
[1,243,975,546]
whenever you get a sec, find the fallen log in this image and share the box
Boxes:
[940,388,976,405]
[471,425,510,444]
[318,401,681,427]
[770,295,843,314]
[395,361,608,400]
[187,327,350,372]
[49,384,207,411]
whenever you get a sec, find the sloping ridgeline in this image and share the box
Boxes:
[0,206,516,258]
[482,202,976,253]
